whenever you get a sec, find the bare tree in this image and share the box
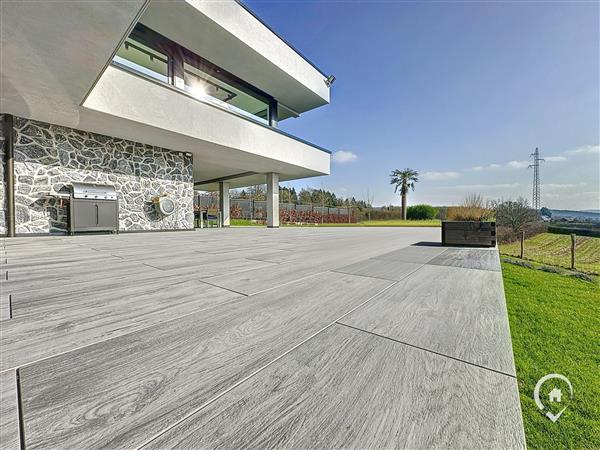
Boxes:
[490,197,538,232]
[363,189,375,221]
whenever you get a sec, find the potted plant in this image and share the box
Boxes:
[443,193,496,247]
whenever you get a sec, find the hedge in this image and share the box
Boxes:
[407,204,438,220]
[548,225,600,237]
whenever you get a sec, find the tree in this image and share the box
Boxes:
[298,188,313,205]
[491,197,538,232]
[390,168,419,220]
[363,189,375,221]
[248,184,265,201]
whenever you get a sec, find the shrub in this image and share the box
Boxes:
[407,204,438,220]
[538,265,563,274]
[436,206,448,220]
[569,272,595,283]
[501,257,534,269]
[446,193,495,221]
[548,226,600,238]
[358,206,403,221]
[497,221,548,244]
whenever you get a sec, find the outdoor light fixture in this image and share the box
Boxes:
[325,75,336,87]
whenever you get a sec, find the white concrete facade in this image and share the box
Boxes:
[0,0,332,231]
[140,0,329,118]
[83,66,330,187]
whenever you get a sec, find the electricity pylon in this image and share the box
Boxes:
[528,148,544,210]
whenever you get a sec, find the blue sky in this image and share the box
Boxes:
[245,0,599,210]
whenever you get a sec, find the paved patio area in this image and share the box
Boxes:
[0,227,525,449]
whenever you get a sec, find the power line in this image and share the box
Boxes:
[528,148,544,210]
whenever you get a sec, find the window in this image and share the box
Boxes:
[114,37,169,83]
[112,24,276,126]
[183,62,269,124]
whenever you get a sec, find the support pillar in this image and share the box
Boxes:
[219,181,230,227]
[266,172,279,228]
[3,114,15,237]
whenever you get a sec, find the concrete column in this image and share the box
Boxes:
[3,114,15,237]
[219,181,230,227]
[266,172,279,228]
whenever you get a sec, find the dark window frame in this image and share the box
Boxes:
[122,23,278,126]
[126,24,175,84]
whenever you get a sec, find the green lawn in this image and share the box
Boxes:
[502,262,600,449]
[319,219,441,227]
[500,233,600,274]
[231,219,441,227]
[230,219,264,226]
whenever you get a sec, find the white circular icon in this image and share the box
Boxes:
[534,373,573,422]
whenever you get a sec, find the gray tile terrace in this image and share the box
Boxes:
[0,227,525,449]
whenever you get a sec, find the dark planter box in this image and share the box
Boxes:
[442,221,496,247]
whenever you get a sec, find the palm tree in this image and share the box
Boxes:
[390,168,419,220]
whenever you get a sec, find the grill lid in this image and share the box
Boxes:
[71,182,118,200]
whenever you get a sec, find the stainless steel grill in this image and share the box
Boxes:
[69,182,119,234]
[72,182,117,200]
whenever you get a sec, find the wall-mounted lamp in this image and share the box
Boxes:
[325,75,336,87]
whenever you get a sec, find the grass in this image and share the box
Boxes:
[230,219,441,227]
[502,262,600,449]
[230,219,264,226]
[320,219,441,227]
[500,233,600,275]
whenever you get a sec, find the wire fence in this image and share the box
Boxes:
[195,196,357,224]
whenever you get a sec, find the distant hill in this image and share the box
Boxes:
[582,209,600,213]
[549,209,600,220]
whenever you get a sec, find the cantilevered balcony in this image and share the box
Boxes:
[82,64,331,189]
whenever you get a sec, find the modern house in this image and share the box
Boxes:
[0,0,332,236]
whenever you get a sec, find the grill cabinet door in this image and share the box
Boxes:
[72,200,99,229]
[96,200,118,230]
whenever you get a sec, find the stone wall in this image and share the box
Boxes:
[7,116,194,234]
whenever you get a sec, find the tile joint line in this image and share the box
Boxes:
[136,262,429,449]
[1,261,355,374]
[135,279,402,449]
[195,279,249,297]
[336,322,516,379]
[16,368,27,450]
[0,295,246,375]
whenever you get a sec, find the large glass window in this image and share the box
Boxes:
[114,37,169,83]
[183,62,269,124]
[112,24,275,126]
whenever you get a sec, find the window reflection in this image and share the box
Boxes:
[184,63,269,124]
[112,24,274,126]
[114,38,169,83]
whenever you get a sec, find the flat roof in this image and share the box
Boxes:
[235,0,329,78]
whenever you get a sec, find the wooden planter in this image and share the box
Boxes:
[442,221,496,247]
